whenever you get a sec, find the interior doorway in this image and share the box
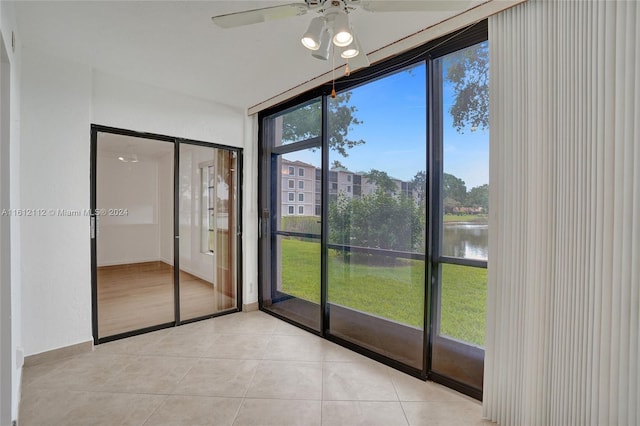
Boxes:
[91,126,242,343]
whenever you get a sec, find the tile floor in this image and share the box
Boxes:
[19,311,491,425]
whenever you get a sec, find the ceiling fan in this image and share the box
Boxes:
[212,1,471,71]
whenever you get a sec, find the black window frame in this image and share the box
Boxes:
[258,20,488,401]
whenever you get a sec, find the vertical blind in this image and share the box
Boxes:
[485,0,639,424]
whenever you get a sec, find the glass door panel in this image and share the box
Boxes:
[264,149,322,332]
[178,144,237,321]
[95,133,175,339]
[326,63,427,369]
[431,41,489,391]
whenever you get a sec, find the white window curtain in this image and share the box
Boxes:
[485,0,639,424]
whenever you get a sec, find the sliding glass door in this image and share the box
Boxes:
[178,144,238,321]
[430,41,489,390]
[92,127,241,342]
[260,99,323,332]
[94,133,175,339]
[258,23,488,398]
[326,63,426,370]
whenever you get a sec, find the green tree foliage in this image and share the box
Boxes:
[410,170,427,203]
[329,191,422,253]
[363,169,397,194]
[442,173,467,205]
[445,41,489,133]
[281,92,364,157]
[466,184,489,212]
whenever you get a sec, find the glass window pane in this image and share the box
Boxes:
[441,41,489,261]
[272,98,321,146]
[327,62,426,368]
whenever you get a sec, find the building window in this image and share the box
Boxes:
[288,205,294,215]
[298,193,304,202]
[288,166,295,175]
[288,179,295,189]
[298,180,304,189]
[331,183,338,190]
[298,168,305,177]
[288,192,295,202]
[347,175,352,182]
[347,186,351,193]
[298,206,304,215]
[201,163,215,253]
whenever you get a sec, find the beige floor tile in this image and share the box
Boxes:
[19,387,165,426]
[402,401,487,426]
[141,330,216,358]
[321,341,378,364]
[19,387,80,425]
[272,320,312,336]
[26,353,132,392]
[203,334,271,360]
[246,360,323,400]
[322,401,408,426]
[100,355,196,394]
[143,395,242,426]
[323,361,398,401]
[172,358,259,397]
[209,311,280,334]
[95,327,174,355]
[63,391,166,426]
[233,398,321,426]
[388,369,471,402]
[262,334,326,361]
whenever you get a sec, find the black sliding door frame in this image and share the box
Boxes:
[90,124,243,344]
[258,21,488,399]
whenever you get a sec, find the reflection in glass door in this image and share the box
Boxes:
[95,133,175,339]
[92,127,242,342]
[178,144,238,321]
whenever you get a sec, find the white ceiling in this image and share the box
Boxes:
[15,0,485,111]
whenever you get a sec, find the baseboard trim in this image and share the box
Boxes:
[24,341,93,367]
[243,302,259,312]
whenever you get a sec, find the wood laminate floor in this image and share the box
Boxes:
[97,261,235,338]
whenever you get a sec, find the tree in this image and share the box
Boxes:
[466,184,489,212]
[445,41,489,133]
[281,92,364,157]
[442,173,467,205]
[410,170,427,203]
[363,169,397,194]
[331,160,346,170]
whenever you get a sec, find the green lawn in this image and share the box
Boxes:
[279,238,486,346]
[443,213,488,223]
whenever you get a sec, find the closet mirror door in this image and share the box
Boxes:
[178,143,238,321]
[95,132,175,339]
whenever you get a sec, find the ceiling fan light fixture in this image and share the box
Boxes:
[311,27,331,60]
[332,12,353,47]
[340,33,360,59]
[301,16,325,50]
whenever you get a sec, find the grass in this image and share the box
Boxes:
[443,214,488,223]
[279,238,486,346]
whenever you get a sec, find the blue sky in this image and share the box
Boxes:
[289,58,489,189]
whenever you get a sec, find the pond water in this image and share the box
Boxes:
[442,223,488,261]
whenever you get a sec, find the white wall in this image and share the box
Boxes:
[21,49,93,358]
[20,48,251,362]
[97,155,162,266]
[0,1,22,422]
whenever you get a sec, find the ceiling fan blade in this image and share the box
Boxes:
[212,3,310,29]
[359,0,472,12]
